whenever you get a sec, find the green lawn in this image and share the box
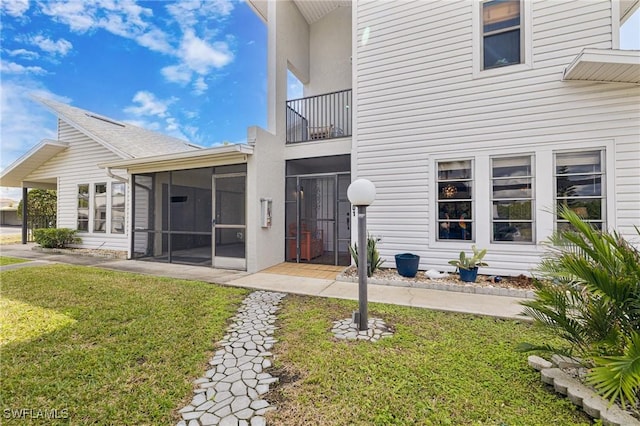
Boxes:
[1,265,592,425]
[0,256,29,266]
[0,265,248,425]
[265,295,592,426]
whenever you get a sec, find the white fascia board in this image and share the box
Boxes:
[0,139,69,187]
[98,144,254,172]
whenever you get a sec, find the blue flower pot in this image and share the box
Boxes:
[395,253,420,278]
[459,267,479,283]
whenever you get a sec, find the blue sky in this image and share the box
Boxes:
[0,1,639,201]
[0,0,268,199]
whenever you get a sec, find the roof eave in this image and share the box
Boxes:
[98,144,254,173]
[0,139,69,188]
[563,48,640,84]
[34,96,134,160]
[621,0,640,23]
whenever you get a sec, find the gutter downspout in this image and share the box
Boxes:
[105,167,129,183]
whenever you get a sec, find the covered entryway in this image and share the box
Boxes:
[285,155,350,266]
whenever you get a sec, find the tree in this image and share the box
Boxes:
[17,189,57,228]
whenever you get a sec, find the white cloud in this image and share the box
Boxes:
[7,49,40,60]
[179,30,233,74]
[0,0,29,17]
[33,0,237,92]
[38,1,97,33]
[0,61,46,75]
[166,0,234,31]
[124,91,173,118]
[38,0,155,45]
[192,76,208,95]
[161,64,192,84]
[136,28,173,54]
[122,118,161,131]
[29,35,73,56]
[0,81,63,174]
[122,91,191,140]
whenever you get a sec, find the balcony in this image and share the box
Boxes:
[286,89,352,144]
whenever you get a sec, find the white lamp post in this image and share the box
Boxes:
[347,178,376,331]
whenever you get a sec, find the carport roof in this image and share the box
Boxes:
[0,139,68,188]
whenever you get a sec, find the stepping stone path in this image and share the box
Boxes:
[331,317,394,341]
[177,291,286,426]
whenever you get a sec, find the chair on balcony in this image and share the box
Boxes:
[288,223,324,260]
[308,125,346,140]
[308,125,334,140]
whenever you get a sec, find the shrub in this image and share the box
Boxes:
[519,206,640,409]
[349,234,384,277]
[33,228,81,249]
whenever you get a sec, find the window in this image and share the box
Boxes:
[94,183,107,233]
[77,184,89,232]
[437,160,473,241]
[482,0,522,70]
[111,182,126,234]
[491,156,534,242]
[555,150,605,231]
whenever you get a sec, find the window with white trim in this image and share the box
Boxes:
[77,184,89,232]
[111,182,126,234]
[437,160,473,241]
[555,150,605,231]
[491,155,534,243]
[94,183,107,233]
[482,0,523,70]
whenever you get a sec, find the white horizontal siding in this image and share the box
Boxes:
[25,121,129,251]
[355,0,639,276]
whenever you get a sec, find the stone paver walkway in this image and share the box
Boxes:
[177,291,286,426]
[331,317,394,342]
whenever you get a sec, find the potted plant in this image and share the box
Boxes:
[448,245,488,282]
[395,253,420,278]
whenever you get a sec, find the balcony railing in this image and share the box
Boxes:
[286,89,352,144]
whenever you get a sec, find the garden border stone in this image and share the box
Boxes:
[527,355,640,426]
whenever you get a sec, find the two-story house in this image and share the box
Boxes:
[243,0,640,276]
[2,0,638,278]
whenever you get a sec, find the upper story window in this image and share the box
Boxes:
[555,150,605,231]
[437,160,474,241]
[482,0,522,70]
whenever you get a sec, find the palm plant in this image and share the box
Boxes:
[519,206,640,409]
[349,234,384,277]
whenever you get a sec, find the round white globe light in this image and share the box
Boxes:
[347,178,376,206]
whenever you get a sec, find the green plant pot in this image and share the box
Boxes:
[459,267,478,283]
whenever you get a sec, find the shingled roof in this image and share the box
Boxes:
[35,96,201,159]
